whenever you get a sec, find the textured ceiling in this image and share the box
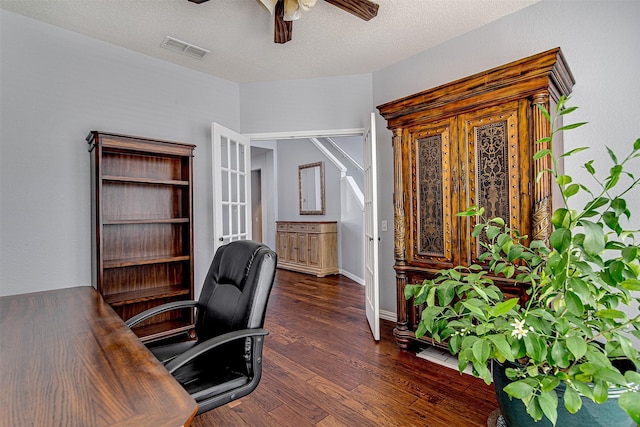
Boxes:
[0,0,540,83]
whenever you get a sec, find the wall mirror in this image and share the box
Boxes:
[298,161,325,215]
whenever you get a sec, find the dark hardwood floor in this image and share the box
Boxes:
[192,269,498,426]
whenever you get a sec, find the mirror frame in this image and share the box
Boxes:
[298,161,325,215]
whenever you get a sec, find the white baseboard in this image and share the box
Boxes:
[339,269,364,285]
[379,309,396,322]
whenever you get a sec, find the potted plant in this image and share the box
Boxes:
[404,97,640,426]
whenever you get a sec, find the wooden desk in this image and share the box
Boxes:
[0,286,198,427]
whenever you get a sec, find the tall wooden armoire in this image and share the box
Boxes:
[377,48,575,349]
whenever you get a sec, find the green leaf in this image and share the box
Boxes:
[634,138,640,151]
[550,228,572,252]
[621,278,640,291]
[563,386,582,414]
[619,392,640,424]
[557,122,587,132]
[622,246,638,263]
[526,395,545,422]
[533,149,552,161]
[551,208,571,229]
[503,381,535,399]
[559,105,579,116]
[437,283,456,306]
[556,175,572,185]
[508,245,524,262]
[491,298,518,316]
[536,103,551,122]
[564,183,580,197]
[607,146,618,164]
[551,341,570,368]
[580,220,605,255]
[472,338,491,364]
[487,334,514,361]
[462,300,486,319]
[593,380,609,404]
[611,198,627,216]
[538,389,558,426]
[596,309,626,319]
[524,333,544,360]
[585,160,595,175]
[565,291,585,317]
[560,146,589,158]
[566,336,587,360]
[486,225,501,240]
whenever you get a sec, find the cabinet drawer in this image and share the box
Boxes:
[276,223,289,231]
[288,223,308,232]
[307,224,320,232]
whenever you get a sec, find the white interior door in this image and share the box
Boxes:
[212,123,251,252]
[364,113,380,341]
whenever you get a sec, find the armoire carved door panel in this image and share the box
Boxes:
[407,117,459,268]
[459,101,531,266]
[377,48,575,350]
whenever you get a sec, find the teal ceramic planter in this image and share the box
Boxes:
[492,360,636,427]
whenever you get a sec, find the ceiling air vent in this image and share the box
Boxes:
[161,36,210,60]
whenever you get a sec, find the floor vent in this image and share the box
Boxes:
[161,36,210,60]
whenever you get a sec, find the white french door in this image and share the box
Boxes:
[364,113,380,341]
[212,123,252,252]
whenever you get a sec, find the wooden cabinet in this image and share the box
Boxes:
[276,221,338,277]
[87,131,195,343]
[377,48,575,349]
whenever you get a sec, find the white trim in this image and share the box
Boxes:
[379,310,396,322]
[326,137,364,172]
[339,269,364,285]
[245,128,364,141]
[310,137,347,177]
[343,176,364,210]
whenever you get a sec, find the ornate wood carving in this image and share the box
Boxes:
[377,48,575,349]
[531,93,553,242]
[392,128,406,263]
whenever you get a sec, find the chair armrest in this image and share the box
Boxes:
[125,300,198,328]
[165,328,268,374]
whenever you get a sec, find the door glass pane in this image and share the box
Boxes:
[230,140,238,171]
[232,205,238,234]
[239,144,245,173]
[240,205,246,233]
[222,170,229,202]
[231,172,237,202]
[221,137,229,169]
[222,205,230,235]
[239,174,245,203]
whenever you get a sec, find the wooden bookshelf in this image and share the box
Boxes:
[87,131,196,343]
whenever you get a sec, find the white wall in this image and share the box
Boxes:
[0,10,240,297]
[340,177,365,284]
[276,139,342,222]
[372,0,640,315]
[239,74,374,134]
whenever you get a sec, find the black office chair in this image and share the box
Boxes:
[126,240,277,414]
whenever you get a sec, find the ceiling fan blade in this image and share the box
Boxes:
[274,0,293,44]
[324,0,378,21]
[187,0,209,3]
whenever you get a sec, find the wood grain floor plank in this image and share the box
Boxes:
[192,270,498,426]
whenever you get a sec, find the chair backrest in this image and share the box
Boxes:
[194,240,277,342]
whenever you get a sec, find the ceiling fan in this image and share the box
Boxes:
[187,0,379,44]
